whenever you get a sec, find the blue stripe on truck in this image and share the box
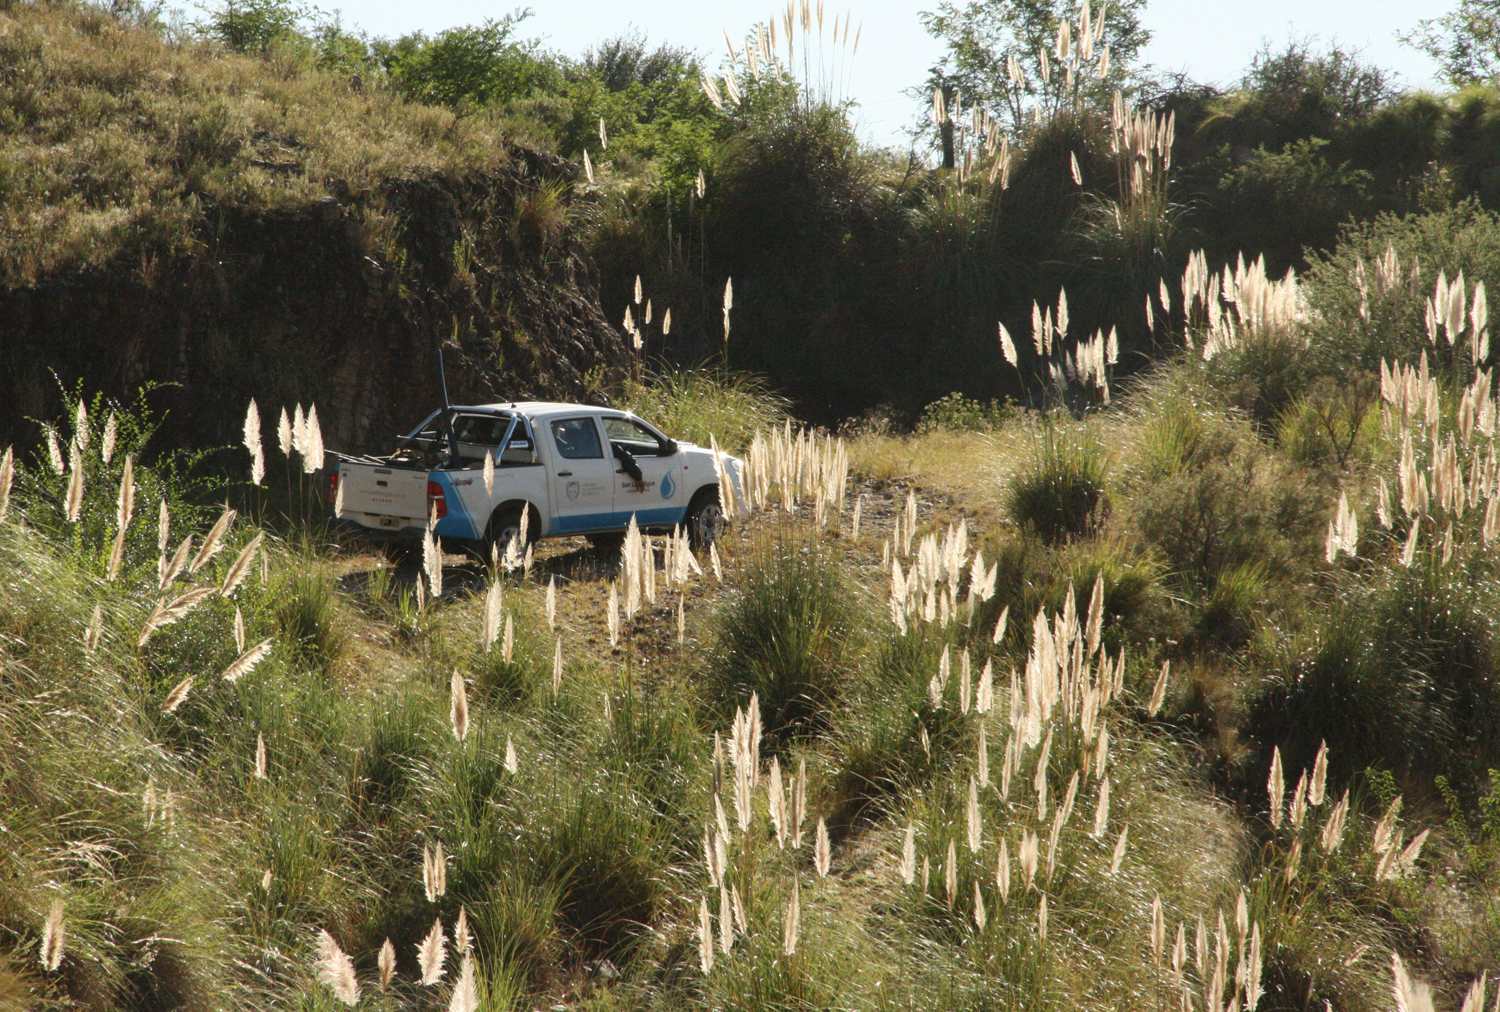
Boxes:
[551,507,688,534]
[429,471,482,539]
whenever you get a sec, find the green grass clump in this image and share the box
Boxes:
[702,536,863,748]
[1004,422,1109,545]
[1248,556,1500,802]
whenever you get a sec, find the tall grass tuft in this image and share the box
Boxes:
[702,536,863,747]
[1005,421,1110,544]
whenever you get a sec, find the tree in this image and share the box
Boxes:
[919,0,1151,134]
[1403,0,1500,87]
[383,10,557,110]
[195,0,311,54]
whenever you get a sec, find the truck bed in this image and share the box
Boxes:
[337,461,430,527]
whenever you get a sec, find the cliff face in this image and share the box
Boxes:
[0,147,627,455]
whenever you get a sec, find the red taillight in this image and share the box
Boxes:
[329,471,339,505]
[427,481,447,518]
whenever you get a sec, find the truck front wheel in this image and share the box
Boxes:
[684,487,724,551]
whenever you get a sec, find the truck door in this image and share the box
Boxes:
[602,415,690,529]
[544,416,621,534]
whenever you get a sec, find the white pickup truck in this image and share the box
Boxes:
[330,401,742,553]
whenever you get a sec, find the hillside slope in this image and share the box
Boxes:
[0,1,626,452]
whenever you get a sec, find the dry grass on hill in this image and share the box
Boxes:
[0,0,511,286]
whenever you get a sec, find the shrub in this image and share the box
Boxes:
[1271,375,1383,468]
[1300,199,1500,380]
[1004,422,1109,544]
[1121,389,1327,584]
[702,537,862,747]
[917,392,1018,434]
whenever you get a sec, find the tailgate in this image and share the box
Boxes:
[337,463,429,521]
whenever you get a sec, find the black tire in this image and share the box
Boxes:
[486,503,539,563]
[684,486,724,551]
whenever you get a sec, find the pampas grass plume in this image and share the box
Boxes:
[189,508,237,573]
[418,917,447,985]
[378,938,395,992]
[450,670,470,741]
[1268,747,1285,829]
[220,534,263,597]
[0,446,12,523]
[64,456,84,523]
[783,878,800,955]
[39,899,65,971]
[423,842,447,902]
[316,930,361,1006]
[448,952,478,1012]
[161,675,194,714]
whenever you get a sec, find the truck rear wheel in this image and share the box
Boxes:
[684,487,724,551]
[486,504,539,564]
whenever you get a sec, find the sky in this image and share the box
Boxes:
[206,0,1451,148]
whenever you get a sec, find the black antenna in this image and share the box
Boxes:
[437,344,461,467]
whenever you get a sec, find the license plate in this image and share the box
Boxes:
[379,518,400,529]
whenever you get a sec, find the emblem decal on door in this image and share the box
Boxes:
[566,481,581,501]
[660,469,675,499]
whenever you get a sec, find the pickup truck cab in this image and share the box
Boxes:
[330,401,741,553]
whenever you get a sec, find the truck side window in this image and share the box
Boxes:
[551,418,604,459]
[602,417,668,456]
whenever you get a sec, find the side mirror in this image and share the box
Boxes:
[663,439,679,455]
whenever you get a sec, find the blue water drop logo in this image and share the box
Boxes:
[660,469,675,499]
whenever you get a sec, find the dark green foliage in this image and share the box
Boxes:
[381,11,558,110]
[703,537,862,746]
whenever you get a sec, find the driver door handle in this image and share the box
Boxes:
[557,471,573,477]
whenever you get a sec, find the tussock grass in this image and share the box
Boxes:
[702,534,864,748]
[1004,421,1110,544]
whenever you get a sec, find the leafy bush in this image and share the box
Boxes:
[1005,422,1109,544]
[917,392,1018,433]
[1121,385,1327,583]
[1300,199,1500,379]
